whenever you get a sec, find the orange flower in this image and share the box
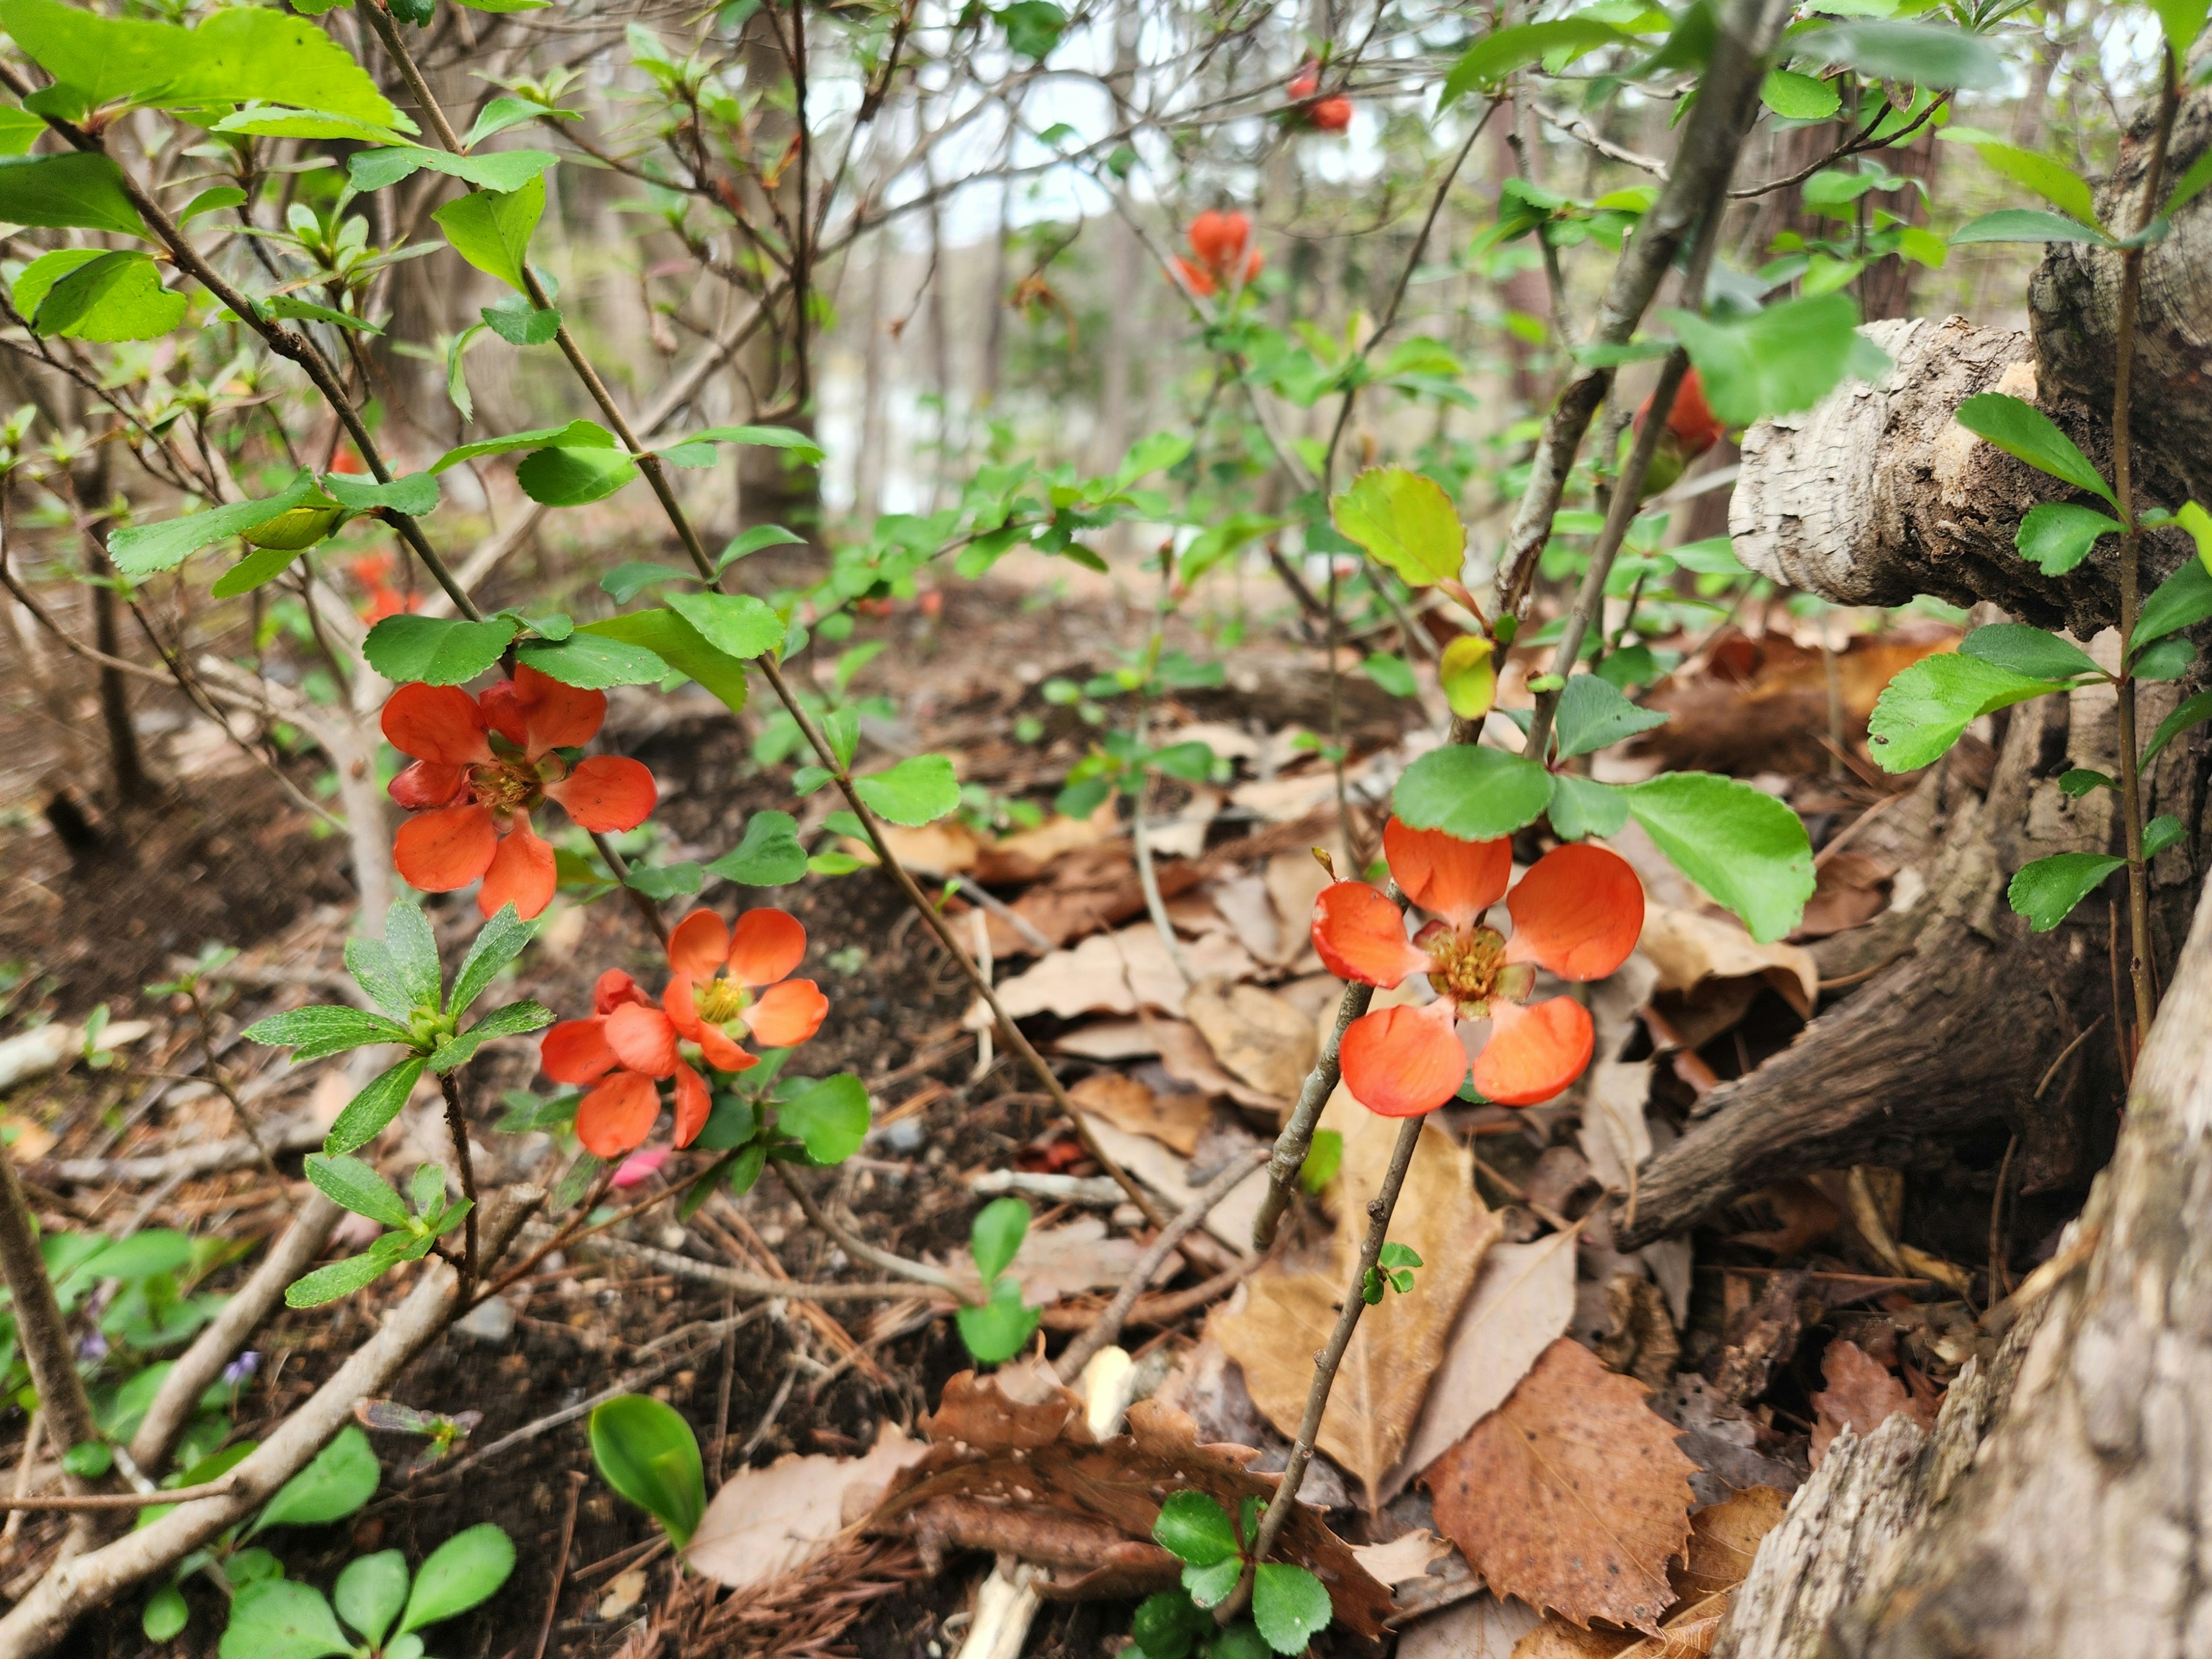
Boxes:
[1308,95,1353,131]
[1176,209,1264,297]
[537,908,829,1159]
[1312,819,1642,1115]
[349,552,419,624]
[381,666,657,920]
[1286,62,1351,130]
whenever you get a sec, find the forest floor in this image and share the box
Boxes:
[0,534,2092,1659]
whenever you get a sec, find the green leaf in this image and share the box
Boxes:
[624,861,702,901]
[2060,767,2113,798]
[1547,773,1630,842]
[1363,653,1418,699]
[305,1154,413,1230]
[1153,1490,1240,1566]
[2150,0,2210,51]
[464,94,566,147]
[242,1005,411,1063]
[1800,20,2003,89]
[709,812,808,885]
[778,1074,870,1165]
[677,423,826,466]
[1297,1128,1343,1194]
[2179,502,2212,577]
[1867,652,2061,773]
[1551,674,1668,760]
[325,1059,428,1156]
[252,1426,380,1536]
[995,0,1067,59]
[2131,636,2195,680]
[516,631,668,688]
[1252,1563,1332,1655]
[0,152,144,236]
[1392,744,1555,842]
[431,175,545,290]
[2016,502,2122,575]
[142,1582,188,1643]
[600,562,696,605]
[589,1396,705,1547]
[1183,1556,1243,1609]
[1760,67,1840,119]
[2008,851,2126,933]
[449,904,537,1016]
[516,444,638,507]
[285,1236,411,1308]
[1957,623,2102,682]
[969,1195,1029,1285]
[2166,145,2212,217]
[381,900,443,1010]
[578,609,751,716]
[344,937,412,1020]
[428,999,552,1071]
[1941,127,2097,226]
[350,145,556,194]
[218,1580,353,1659]
[1444,18,1634,102]
[321,471,439,515]
[480,294,561,345]
[208,540,310,601]
[0,105,43,155]
[362,615,518,685]
[956,1277,1041,1364]
[60,1440,111,1479]
[662,589,786,660]
[1952,393,2113,504]
[2134,558,2212,649]
[431,418,614,472]
[720,524,806,569]
[259,293,381,334]
[2142,688,2212,770]
[1131,1590,1209,1659]
[108,476,320,577]
[1330,467,1464,587]
[1623,771,1815,943]
[334,1551,408,1647]
[1949,207,2110,247]
[1180,513,1290,585]
[10,248,105,323]
[398,1524,515,1634]
[28,251,184,341]
[1665,291,1877,428]
[2145,814,2187,861]
[854,754,961,827]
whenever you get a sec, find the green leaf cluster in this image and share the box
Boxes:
[956,1197,1041,1364]
[1138,1491,1333,1657]
[218,1522,514,1659]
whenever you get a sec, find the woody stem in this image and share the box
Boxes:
[439,1070,480,1298]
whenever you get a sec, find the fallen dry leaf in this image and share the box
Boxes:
[1152,1017,1287,1112]
[1671,1486,1789,1603]
[1217,1097,1498,1506]
[868,1375,1395,1634]
[1184,978,1316,1105]
[1386,1228,1580,1501]
[1639,907,1817,1050]
[855,819,983,877]
[1209,870,1286,963]
[1512,1620,1633,1658]
[1399,1593,1543,1659]
[1425,1337,1698,1634]
[975,923,1256,1024]
[1067,1071,1210,1156]
[1079,1113,1267,1248]
[1809,1339,1935,1467]
[1793,850,1891,940]
[1264,849,1332,962]
[685,1423,928,1592]
[597,1566,649,1621]
[1351,1528,1454,1589]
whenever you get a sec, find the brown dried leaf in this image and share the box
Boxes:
[1067,1071,1209,1156]
[1425,1338,1698,1634]
[1399,1594,1543,1659]
[1512,1619,1634,1658]
[1152,1018,1288,1113]
[1671,1486,1789,1603]
[686,1423,928,1591]
[1183,979,1317,1105]
[1809,1339,1935,1467]
[976,924,1256,1022]
[1351,1528,1454,1589]
[1077,1113,1268,1248]
[1217,1101,1498,1506]
[1793,851,1891,941]
[1639,907,1817,1021]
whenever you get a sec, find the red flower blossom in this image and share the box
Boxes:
[381,666,657,920]
[1286,62,1351,130]
[349,552,419,625]
[1176,210,1264,297]
[1312,819,1642,1115]
[1308,95,1353,131]
[1288,62,1321,100]
[537,909,828,1159]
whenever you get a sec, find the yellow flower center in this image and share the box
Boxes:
[465,753,563,815]
[694,976,751,1027]
[1421,925,1535,1016]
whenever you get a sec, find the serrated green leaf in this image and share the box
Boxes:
[334,1551,408,1648]
[1444,18,1634,103]
[2144,814,2186,861]
[362,615,518,685]
[350,145,555,194]
[1330,467,1464,587]
[2008,851,2126,933]
[2015,502,2121,575]
[1957,623,2102,682]
[675,423,825,466]
[514,631,667,688]
[1941,127,2097,226]
[431,418,613,473]
[1800,20,2003,89]
[516,444,638,507]
[1551,673,1669,760]
[321,472,438,515]
[1665,291,1877,429]
[1760,67,1840,119]
[854,754,961,827]
[777,1074,869,1165]
[1251,1563,1332,1654]
[448,904,536,1016]
[305,1154,413,1230]
[242,1005,412,1063]
[1949,207,2109,247]
[217,1579,353,1659]
[1547,772,1631,841]
[479,294,560,346]
[251,1425,379,1536]
[1623,771,1815,943]
[1153,1490,1239,1566]
[325,1059,428,1157]
[2131,636,2195,680]
[1392,744,1554,842]
[661,589,786,660]
[578,609,749,715]
[28,250,183,341]
[2143,688,2212,771]
[431,174,544,290]
[108,476,320,578]
[719,524,806,569]
[2134,558,2212,650]
[1952,393,2113,505]
[0,151,143,236]
[956,1277,1041,1364]
[1867,652,2062,772]
[10,248,104,323]
[969,1195,1029,1285]
[707,811,807,885]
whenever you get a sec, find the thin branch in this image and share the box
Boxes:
[772,1165,973,1299]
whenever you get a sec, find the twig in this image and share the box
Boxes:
[773,1166,974,1300]
[0,1157,105,1544]
[1251,958,1384,1251]
[438,1070,480,1298]
[738,1359,802,1460]
[1035,1255,1259,1332]
[1054,1146,1268,1381]
[549,1228,934,1302]
[0,1480,237,1514]
[945,878,1051,955]
[532,1473,584,1659]
[1220,1117,1424,1620]
[1,1412,39,1546]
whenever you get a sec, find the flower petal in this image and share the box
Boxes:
[668,910,730,980]
[479,817,556,919]
[389,760,468,812]
[698,1022,753,1072]
[575,1071,659,1157]
[612,1146,669,1188]
[546,755,657,833]
[604,1002,680,1079]
[393,804,497,893]
[1384,818,1510,930]
[1503,843,1644,981]
[380,683,491,766]
[1311,882,1431,988]
[728,908,806,987]
[661,974,702,1040]
[672,1063,711,1148]
[747,979,828,1048]
[1339,998,1467,1117]
[593,969,652,1015]
[514,664,607,753]
[476,678,529,748]
[1471,997,1593,1107]
[540,1017,618,1085]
